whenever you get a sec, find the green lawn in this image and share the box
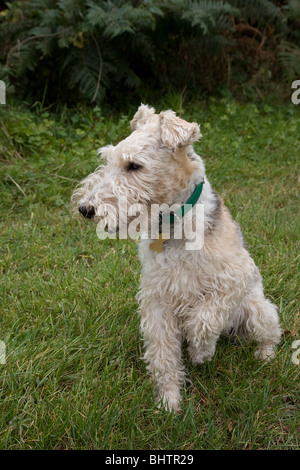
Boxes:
[0,99,299,449]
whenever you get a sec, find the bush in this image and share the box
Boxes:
[0,0,299,106]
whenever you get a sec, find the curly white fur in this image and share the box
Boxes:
[71,104,282,411]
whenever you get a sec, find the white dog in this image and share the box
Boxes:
[72,105,282,411]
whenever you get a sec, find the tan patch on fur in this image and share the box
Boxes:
[205,204,241,254]
[173,148,199,193]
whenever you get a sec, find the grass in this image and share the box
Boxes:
[0,98,299,450]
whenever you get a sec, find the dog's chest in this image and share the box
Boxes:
[140,242,212,299]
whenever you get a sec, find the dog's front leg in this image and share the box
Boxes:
[184,303,225,365]
[139,298,184,412]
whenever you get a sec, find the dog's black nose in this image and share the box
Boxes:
[78,204,95,219]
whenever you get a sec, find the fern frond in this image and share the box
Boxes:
[182,0,239,35]
[229,0,284,26]
[278,41,300,81]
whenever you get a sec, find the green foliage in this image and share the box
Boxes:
[278,42,300,81]
[278,1,300,81]
[186,0,237,27]
[0,0,299,105]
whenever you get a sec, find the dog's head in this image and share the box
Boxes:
[71,105,203,234]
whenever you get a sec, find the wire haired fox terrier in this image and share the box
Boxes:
[71,104,282,411]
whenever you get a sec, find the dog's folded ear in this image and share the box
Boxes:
[97,145,115,161]
[160,110,201,150]
[131,104,156,130]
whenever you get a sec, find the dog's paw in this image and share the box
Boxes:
[254,344,276,361]
[188,346,215,365]
[156,393,181,413]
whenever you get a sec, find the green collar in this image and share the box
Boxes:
[149,180,204,253]
[161,180,204,225]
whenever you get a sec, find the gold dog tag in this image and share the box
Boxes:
[149,233,170,253]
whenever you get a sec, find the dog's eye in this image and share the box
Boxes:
[127,162,142,171]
